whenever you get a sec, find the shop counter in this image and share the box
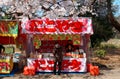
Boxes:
[27,58,87,73]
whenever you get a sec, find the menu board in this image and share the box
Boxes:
[35,40,68,53]
[33,34,81,53]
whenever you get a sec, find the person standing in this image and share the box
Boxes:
[65,40,74,52]
[0,44,5,55]
[53,43,63,75]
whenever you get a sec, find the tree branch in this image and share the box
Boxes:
[107,0,120,32]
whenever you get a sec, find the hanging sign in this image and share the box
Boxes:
[0,21,18,37]
[21,18,93,34]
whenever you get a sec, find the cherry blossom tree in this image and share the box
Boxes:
[0,0,106,20]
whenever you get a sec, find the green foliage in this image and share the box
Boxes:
[94,49,106,58]
[90,0,120,48]
[100,43,117,49]
[90,17,114,48]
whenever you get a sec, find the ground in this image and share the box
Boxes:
[1,39,120,79]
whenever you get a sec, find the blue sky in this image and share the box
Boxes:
[112,0,120,17]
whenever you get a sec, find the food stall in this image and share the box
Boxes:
[20,18,93,73]
[0,20,19,74]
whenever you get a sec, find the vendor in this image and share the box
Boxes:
[0,44,5,55]
[53,43,63,75]
[65,40,74,52]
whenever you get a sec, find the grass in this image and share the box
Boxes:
[99,43,118,49]
[93,40,120,58]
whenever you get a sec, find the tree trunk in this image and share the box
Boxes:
[107,0,120,32]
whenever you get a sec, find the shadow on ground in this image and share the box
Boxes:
[92,62,113,70]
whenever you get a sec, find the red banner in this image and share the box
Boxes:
[27,58,87,72]
[21,18,93,34]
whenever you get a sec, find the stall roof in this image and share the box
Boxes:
[21,18,93,35]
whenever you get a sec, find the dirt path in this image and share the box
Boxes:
[1,68,120,79]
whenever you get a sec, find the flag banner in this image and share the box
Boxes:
[0,21,18,37]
